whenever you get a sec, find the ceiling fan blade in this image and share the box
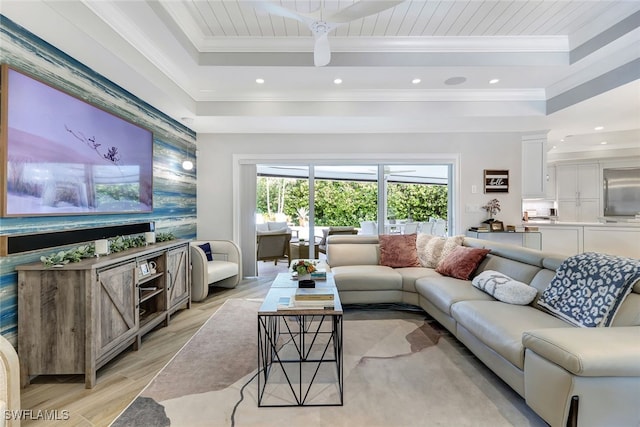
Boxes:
[248,1,312,25]
[314,32,331,67]
[328,0,406,24]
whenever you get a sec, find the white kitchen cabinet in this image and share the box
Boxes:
[556,163,600,222]
[556,163,599,199]
[537,226,583,256]
[533,224,639,258]
[584,227,640,258]
[466,231,541,250]
[557,199,600,222]
[522,136,547,198]
[545,165,556,200]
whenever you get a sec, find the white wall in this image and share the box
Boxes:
[196,132,526,240]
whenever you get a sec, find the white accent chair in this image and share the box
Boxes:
[417,221,433,234]
[190,240,242,302]
[359,221,377,235]
[0,334,20,427]
[402,222,418,234]
[431,219,447,236]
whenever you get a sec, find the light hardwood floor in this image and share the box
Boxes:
[19,275,276,427]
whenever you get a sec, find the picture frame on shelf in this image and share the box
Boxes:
[490,221,505,232]
[139,262,150,276]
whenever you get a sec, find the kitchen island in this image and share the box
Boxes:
[522,220,640,258]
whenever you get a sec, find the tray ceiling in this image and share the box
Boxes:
[2,0,639,154]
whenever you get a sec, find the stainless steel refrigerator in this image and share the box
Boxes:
[603,167,640,217]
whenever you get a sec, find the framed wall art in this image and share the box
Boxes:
[484,170,509,193]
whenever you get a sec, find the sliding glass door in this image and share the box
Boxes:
[253,163,451,275]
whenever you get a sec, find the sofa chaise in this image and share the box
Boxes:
[190,240,242,302]
[325,234,640,427]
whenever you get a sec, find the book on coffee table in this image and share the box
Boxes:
[277,296,334,310]
[294,288,334,301]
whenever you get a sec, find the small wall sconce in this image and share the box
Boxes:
[182,160,194,170]
[182,143,196,170]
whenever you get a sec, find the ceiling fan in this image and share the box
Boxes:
[251,1,405,67]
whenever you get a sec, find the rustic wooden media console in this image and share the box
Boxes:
[16,239,190,388]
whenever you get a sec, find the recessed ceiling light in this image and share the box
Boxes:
[334,78,342,85]
[255,78,265,84]
[594,126,604,130]
[560,139,565,142]
[600,141,608,145]
[444,76,466,86]
[489,78,500,84]
[412,78,421,84]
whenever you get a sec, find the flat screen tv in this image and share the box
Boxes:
[1,65,153,217]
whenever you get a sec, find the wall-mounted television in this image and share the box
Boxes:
[1,65,153,217]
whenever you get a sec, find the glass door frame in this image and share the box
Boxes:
[237,154,460,277]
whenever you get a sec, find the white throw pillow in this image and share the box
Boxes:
[416,233,464,268]
[472,270,537,305]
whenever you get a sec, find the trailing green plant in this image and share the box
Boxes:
[40,244,94,267]
[156,232,175,242]
[40,232,175,267]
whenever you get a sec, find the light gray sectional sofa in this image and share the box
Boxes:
[325,234,640,427]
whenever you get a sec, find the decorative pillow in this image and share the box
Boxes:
[416,234,444,267]
[378,234,421,268]
[436,246,490,280]
[472,270,538,305]
[440,235,464,261]
[416,234,464,268]
[256,223,269,232]
[537,252,640,328]
[198,242,214,262]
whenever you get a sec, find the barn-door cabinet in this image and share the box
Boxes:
[16,239,191,389]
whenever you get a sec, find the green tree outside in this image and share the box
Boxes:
[257,177,447,227]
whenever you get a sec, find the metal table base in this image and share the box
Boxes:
[257,313,343,407]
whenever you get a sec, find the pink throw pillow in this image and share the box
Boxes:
[379,234,421,268]
[436,246,491,280]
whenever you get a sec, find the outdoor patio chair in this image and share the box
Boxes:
[317,226,359,254]
[417,221,433,234]
[256,232,291,267]
[359,221,377,235]
[402,222,418,234]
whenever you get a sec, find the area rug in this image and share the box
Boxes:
[111,299,546,427]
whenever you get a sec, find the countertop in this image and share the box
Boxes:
[523,220,640,228]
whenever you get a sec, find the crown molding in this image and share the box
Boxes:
[195,35,569,53]
[194,88,545,103]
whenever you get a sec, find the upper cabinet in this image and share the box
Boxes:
[545,164,556,200]
[521,134,547,199]
[556,163,600,200]
[556,163,600,222]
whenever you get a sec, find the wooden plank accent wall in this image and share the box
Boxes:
[0,16,197,344]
